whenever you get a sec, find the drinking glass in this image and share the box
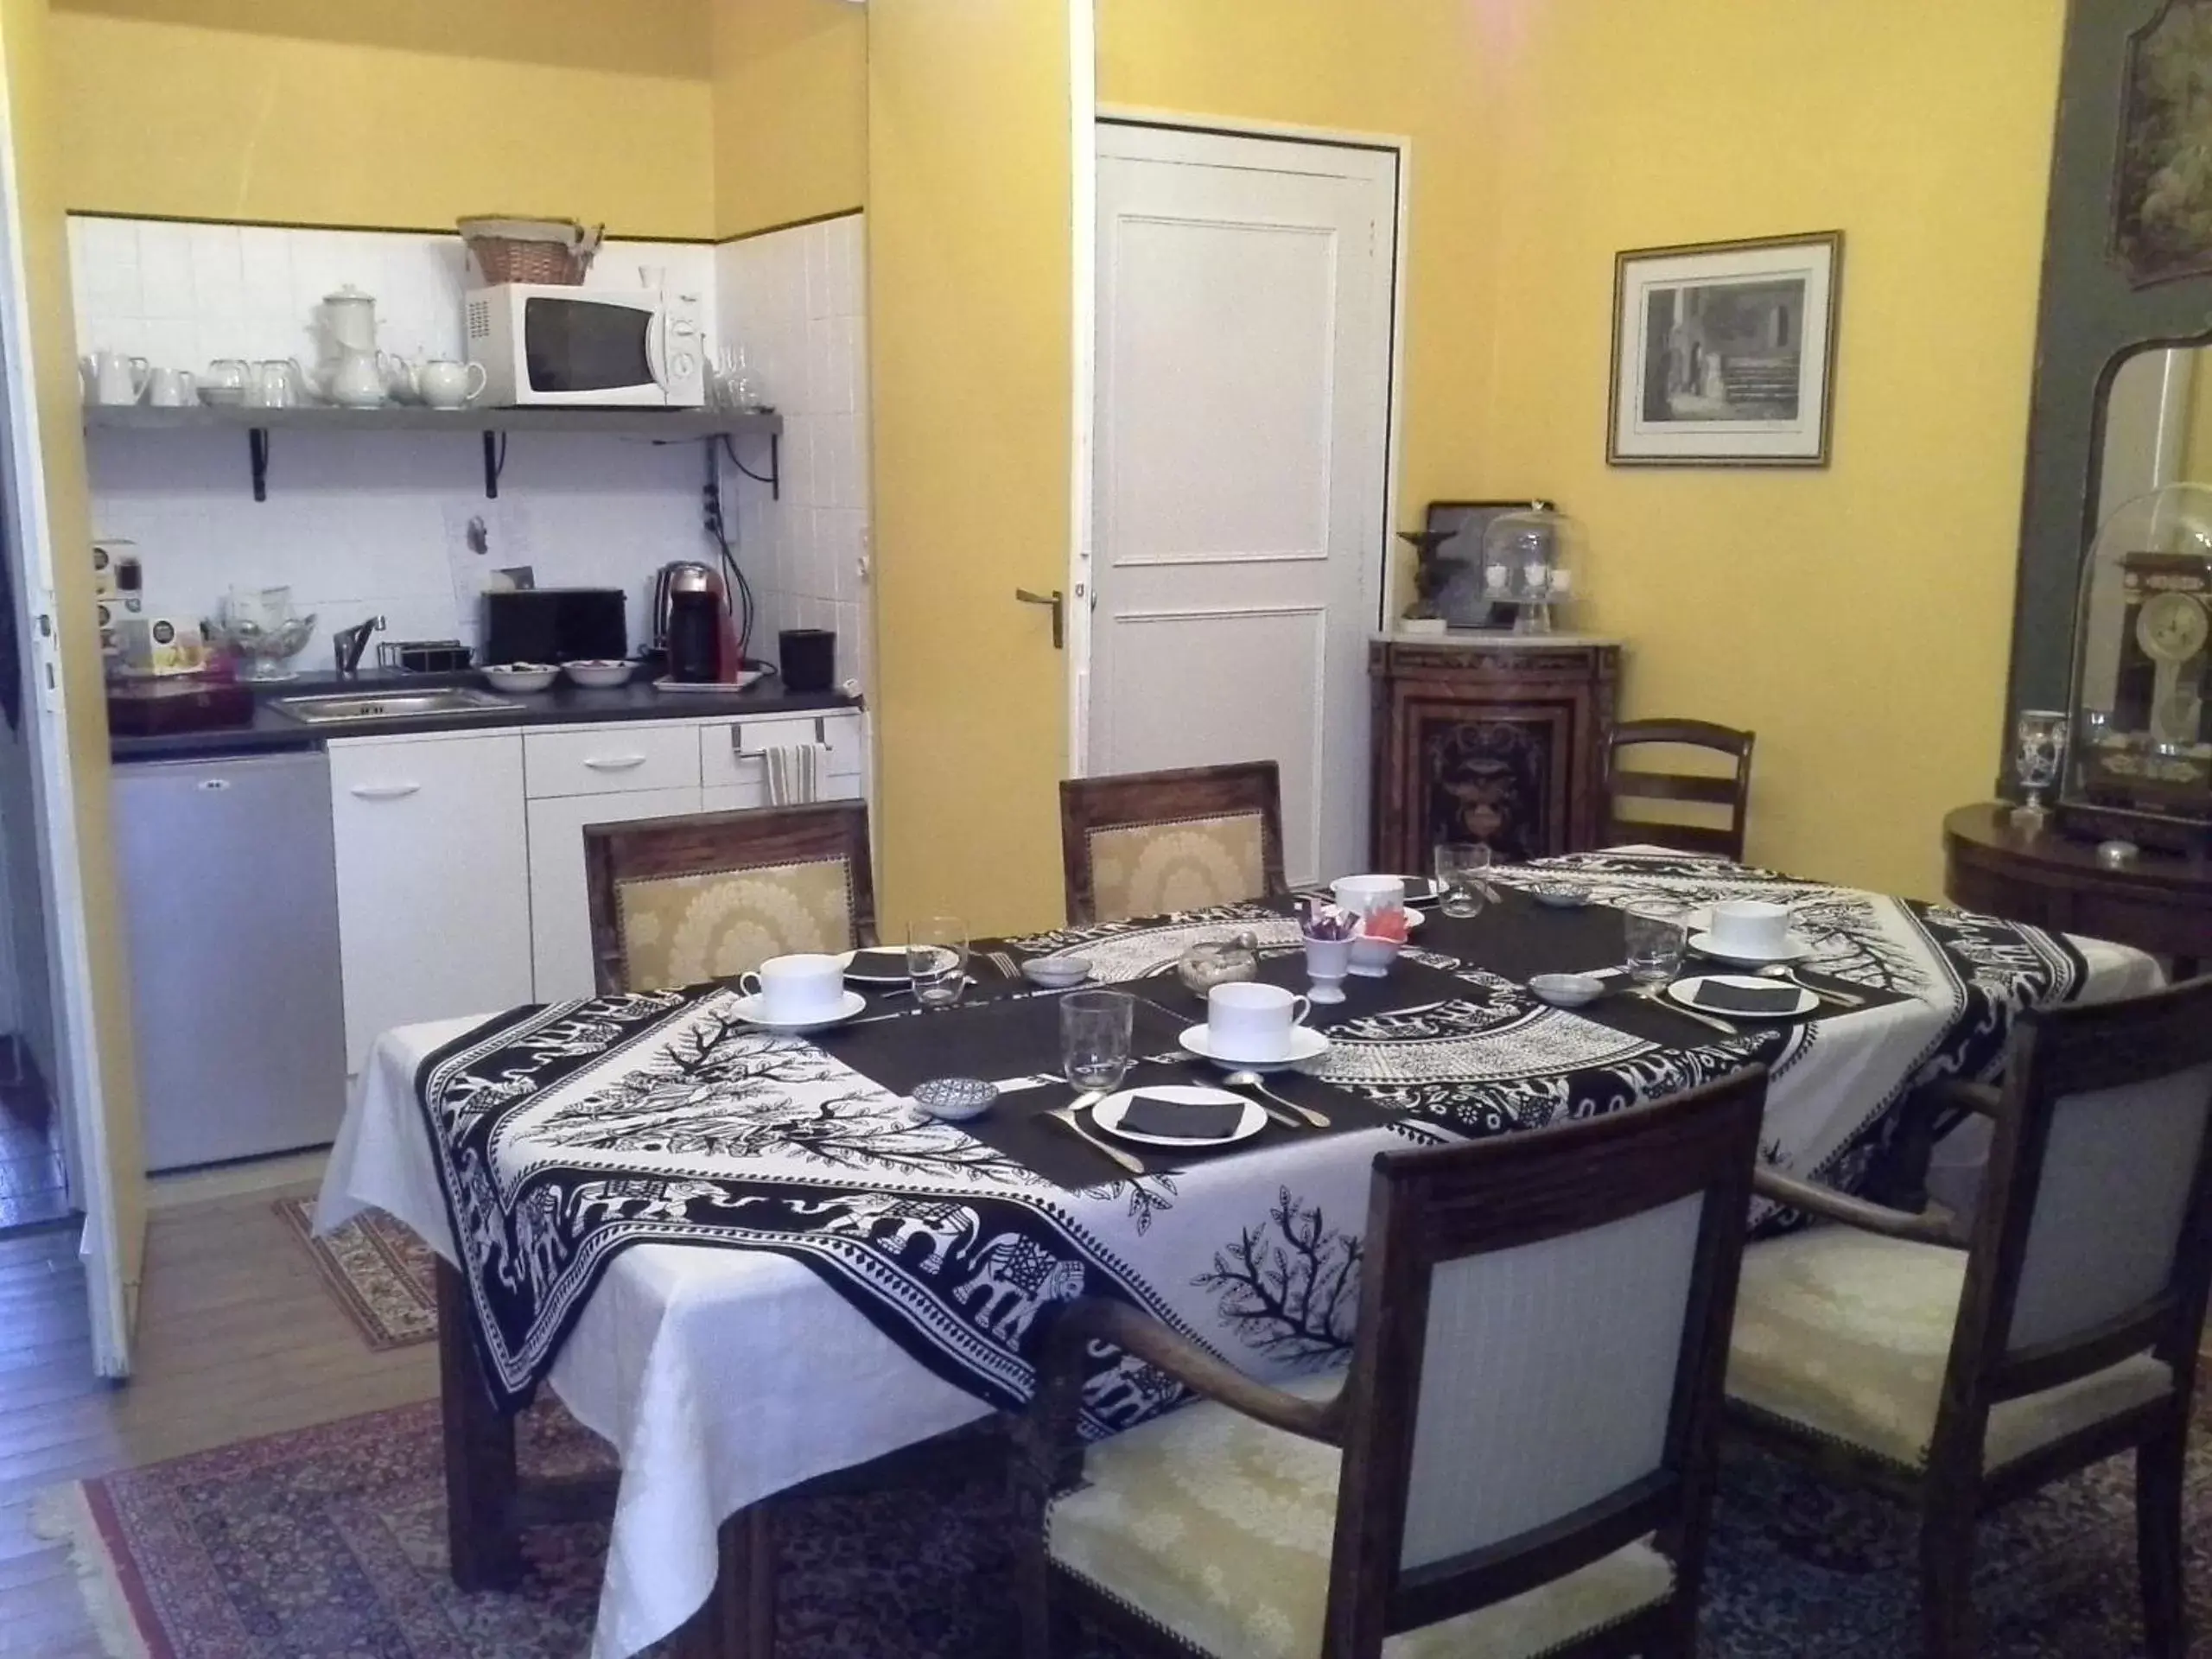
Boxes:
[1623,901,1688,995]
[1433,842,1491,918]
[1061,989,1135,1092]
[2013,708,2069,828]
[906,917,969,1007]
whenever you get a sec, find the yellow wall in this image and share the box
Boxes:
[1476,0,2064,899]
[1098,0,1507,540]
[711,0,866,239]
[0,0,145,1297]
[50,0,714,236]
[868,0,1071,932]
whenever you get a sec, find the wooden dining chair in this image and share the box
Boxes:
[1015,1064,1771,1659]
[1604,719,1756,860]
[1727,976,2212,1658]
[582,801,876,993]
[1058,761,1287,925]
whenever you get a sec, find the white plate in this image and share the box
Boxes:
[728,988,868,1032]
[1667,974,1817,1020]
[1688,930,1809,965]
[1092,1084,1267,1148]
[838,948,924,985]
[1178,1023,1332,1072]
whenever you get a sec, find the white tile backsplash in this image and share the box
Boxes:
[713,213,873,693]
[70,213,747,667]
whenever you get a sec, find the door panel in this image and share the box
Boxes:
[1090,124,1394,888]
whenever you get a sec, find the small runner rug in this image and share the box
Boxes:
[32,1390,2212,1657]
[273,1197,437,1350]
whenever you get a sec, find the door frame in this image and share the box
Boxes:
[0,52,134,1372]
[1070,105,1409,776]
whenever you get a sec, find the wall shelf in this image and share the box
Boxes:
[82,404,783,502]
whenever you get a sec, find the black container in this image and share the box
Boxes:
[779,628,836,693]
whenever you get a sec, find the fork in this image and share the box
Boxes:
[1636,983,1740,1036]
[1046,1101,1144,1175]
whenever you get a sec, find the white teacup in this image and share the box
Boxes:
[1708,899,1792,959]
[1331,874,1406,918]
[1205,981,1311,1064]
[146,366,196,408]
[736,952,846,1023]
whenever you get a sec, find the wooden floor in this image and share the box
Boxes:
[0,1185,437,1657]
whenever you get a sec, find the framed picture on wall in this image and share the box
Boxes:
[1607,230,1843,467]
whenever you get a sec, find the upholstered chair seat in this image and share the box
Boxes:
[1728,1229,2174,1472]
[1046,1372,1675,1659]
[613,855,855,990]
[1059,763,1287,925]
[582,803,877,995]
[1017,1067,1771,1659]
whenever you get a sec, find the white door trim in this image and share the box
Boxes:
[0,64,133,1372]
[1065,0,1098,768]
[1069,108,1408,778]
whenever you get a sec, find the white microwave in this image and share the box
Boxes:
[465,283,705,408]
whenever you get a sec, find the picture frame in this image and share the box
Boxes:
[1607,230,1843,467]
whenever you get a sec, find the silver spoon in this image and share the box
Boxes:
[1222,1070,1331,1128]
[1758,963,1865,1007]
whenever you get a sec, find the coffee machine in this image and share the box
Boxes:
[652,562,741,683]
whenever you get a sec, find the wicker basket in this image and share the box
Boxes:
[457,217,604,287]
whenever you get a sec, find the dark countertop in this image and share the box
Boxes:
[110,669,861,763]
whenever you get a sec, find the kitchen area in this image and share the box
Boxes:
[81,207,875,1175]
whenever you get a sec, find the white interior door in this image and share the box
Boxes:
[1088,123,1395,887]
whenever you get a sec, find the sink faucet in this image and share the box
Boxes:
[333,614,384,677]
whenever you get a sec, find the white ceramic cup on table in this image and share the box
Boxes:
[1205,981,1312,1064]
[1331,874,1406,918]
[737,952,846,1023]
[1707,899,1792,958]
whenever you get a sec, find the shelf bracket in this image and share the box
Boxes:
[247,427,270,502]
[724,430,780,502]
[482,431,508,500]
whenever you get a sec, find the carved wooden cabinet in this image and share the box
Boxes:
[1369,635,1623,868]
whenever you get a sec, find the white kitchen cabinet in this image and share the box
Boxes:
[527,785,701,1001]
[698,710,865,803]
[524,722,699,800]
[329,731,532,1072]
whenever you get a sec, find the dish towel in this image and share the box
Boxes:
[763,742,830,806]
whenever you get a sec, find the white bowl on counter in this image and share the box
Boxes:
[563,659,633,690]
[483,663,559,694]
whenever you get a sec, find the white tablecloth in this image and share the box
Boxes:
[320,904,2164,1656]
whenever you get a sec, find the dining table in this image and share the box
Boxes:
[316,846,2162,1658]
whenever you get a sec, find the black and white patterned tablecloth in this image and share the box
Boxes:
[417,849,2156,1430]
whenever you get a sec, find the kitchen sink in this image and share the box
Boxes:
[272,688,521,725]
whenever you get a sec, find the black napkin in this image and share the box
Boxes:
[1690,978,1802,1015]
[1116,1091,1244,1141]
[845,948,910,980]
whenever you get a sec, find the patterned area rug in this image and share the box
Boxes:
[273,1198,437,1350]
[33,1392,2212,1657]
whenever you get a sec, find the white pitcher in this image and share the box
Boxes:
[319,286,386,408]
[83,350,148,406]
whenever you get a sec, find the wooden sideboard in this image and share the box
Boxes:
[1943,801,2212,976]
[1370,634,1622,869]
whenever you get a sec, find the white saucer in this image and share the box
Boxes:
[1092,1085,1267,1148]
[1178,1023,1331,1073]
[1688,931,1808,965]
[1667,974,1817,1020]
[730,988,868,1032]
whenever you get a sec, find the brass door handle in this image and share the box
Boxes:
[1014,587,1065,650]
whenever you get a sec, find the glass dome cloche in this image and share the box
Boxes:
[1477,505,1587,634]
[2063,480,2212,852]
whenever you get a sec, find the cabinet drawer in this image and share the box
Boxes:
[699,712,863,794]
[524,724,699,799]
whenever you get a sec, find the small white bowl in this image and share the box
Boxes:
[1021,954,1093,988]
[1346,934,1404,979]
[1529,883,1591,909]
[564,659,634,690]
[483,663,559,694]
[197,385,246,407]
[1530,972,1605,1008]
